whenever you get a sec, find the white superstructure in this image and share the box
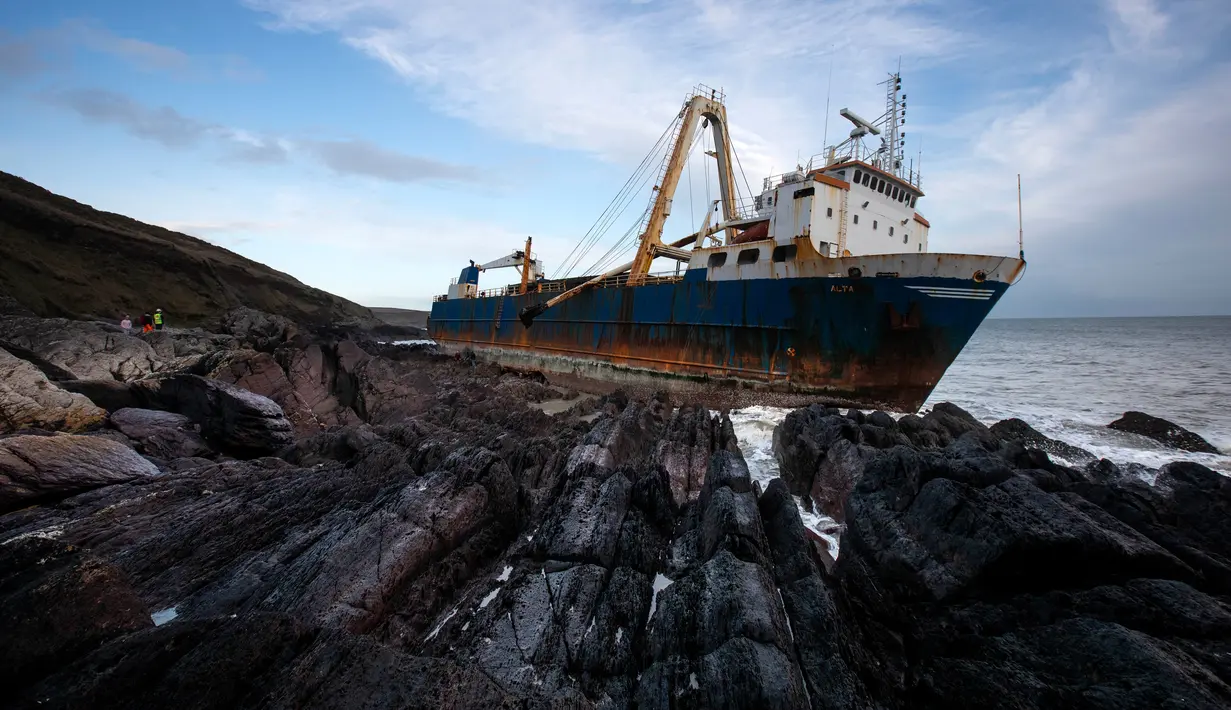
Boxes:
[741,71,928,259]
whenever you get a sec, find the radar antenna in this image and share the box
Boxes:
[839,108,880,139]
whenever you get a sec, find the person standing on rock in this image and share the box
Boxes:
[120,314,132,333]
[154,308,164,331]
[141,312,153,333]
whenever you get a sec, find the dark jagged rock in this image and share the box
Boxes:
[108,408,213,460]
[811,438,877,522]
[148,375,293,457]
[1108,410,1221,454]
[772,403,856,501]
[0,433,160,511]
[991,416,1096,463]
[65,374,292,457]
[5,310,1230,710]
[220,307,298,351]
[0,537,152,696]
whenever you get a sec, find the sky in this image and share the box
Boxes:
[1,0,1229,317]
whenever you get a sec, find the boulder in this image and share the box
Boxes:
[108,408,212,459]
[810,438,876,522]
[0,347,104,433]
[220,307,297,351]
[991,417,1096,463]
[1108,411,1221,454]
[772,404,856,498]
[65,374,293,457]
[0,432,160,511]
[138,375,294,457]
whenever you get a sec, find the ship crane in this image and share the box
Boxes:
[476,237,543,295]
[519,85,742,325]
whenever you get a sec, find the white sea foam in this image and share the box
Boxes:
[729,321,1231,562]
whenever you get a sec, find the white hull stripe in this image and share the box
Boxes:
[905,286,994,300]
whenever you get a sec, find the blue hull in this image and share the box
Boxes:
[429,270,1008,411]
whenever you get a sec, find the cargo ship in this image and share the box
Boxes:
[428,76,1024,411]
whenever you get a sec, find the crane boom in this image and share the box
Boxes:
[628,88,738,283]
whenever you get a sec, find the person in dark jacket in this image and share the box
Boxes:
[140,313,153,333]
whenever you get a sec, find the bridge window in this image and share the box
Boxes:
[862,172,871,187]
[737,248,760,265]
[708,252,727,268]
[891,186,899,200]
[877,179,886,194]
[826,207,833,218]
[854,169,863,184]
[772,244,797,262]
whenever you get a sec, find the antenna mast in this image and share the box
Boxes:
[1017,174,1025,260]
[877,71,906,179]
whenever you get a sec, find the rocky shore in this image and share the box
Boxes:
[1,310,1228,709]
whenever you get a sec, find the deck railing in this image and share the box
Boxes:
[442,269,684,302]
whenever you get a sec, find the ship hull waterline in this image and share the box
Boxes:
[429,268,1015,412]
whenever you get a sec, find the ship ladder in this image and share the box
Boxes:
[837,188,849,256]
[493,297,505,336]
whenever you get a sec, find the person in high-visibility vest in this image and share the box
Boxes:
[153,308,164,330]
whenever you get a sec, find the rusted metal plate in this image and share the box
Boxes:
[430,251,1022,412]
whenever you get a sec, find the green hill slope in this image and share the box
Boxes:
[0,170,377,328]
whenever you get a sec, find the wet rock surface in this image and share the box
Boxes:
[991,416,1096,463]
[1109,410,1222,454]
[0,433,161,512]
[2,313,1230,709]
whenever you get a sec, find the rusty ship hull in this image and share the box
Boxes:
[428,252,1021,411]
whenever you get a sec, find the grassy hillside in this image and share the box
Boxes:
[0,170,378,328]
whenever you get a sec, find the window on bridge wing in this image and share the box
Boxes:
[708,252,727,268]
[737,248,760,265]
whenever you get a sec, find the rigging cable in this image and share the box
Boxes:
[554,113,682,278]
[555,124,671,278]
[583,127,706,276]
[724,120,755,208]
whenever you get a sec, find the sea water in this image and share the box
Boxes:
[730,316,1231,545]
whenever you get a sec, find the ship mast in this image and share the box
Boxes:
[628,86,738,283]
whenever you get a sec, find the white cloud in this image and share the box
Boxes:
[244,0,969,179]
